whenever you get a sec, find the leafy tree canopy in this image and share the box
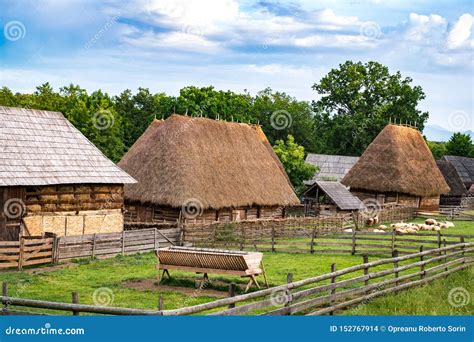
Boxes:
[312,61,429,155]
[273,135,318,194]
[445,132,474,157]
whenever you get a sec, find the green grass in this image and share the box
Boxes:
[345,268,473,315]
[0,219,472,315]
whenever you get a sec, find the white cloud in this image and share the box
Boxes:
[404,13,447,42]
[447,13,473,49]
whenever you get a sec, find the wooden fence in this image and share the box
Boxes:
[160,242,473,315]
[185,218,473,257]
[183,214,354,244]
[0,236,54,270]
[56,228,180,261]
[183,206,417,246]
[1,243,472,315]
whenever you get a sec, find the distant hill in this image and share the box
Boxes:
[423,125,474,142]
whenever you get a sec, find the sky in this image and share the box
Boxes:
[0,0,473,131]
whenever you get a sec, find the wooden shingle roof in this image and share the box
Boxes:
[312,180,362,210]
[442,155,474,189]
[305,154,359,184]
[0,106,136,186]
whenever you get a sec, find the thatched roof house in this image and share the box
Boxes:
[304,154,359,184]
[0,106,135,240]
[119,114,299,223]
[341,124,450,210]
[436,160,468,206]
[441,155,474,190]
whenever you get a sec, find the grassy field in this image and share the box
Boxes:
[0,219,472,315]
[345,267,473,315]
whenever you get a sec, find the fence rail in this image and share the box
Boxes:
[1,243,471,316]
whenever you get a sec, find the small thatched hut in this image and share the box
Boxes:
[341,124,450,210]
[118,114,299,223]
[0,106,136,240]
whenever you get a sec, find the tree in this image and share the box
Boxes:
[445,133,474,157]
[273,135,318,194]
[427,141,447,160]
[252,88,317,152]
[312,61,429,155]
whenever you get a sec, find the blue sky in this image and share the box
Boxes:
[0,0,472,131]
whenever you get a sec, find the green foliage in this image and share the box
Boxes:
[312,61,429,155]
[445,132,474,157]
[427,140,447,159]
[273,135,318,194]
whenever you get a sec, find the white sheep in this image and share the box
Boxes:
[425,218,437,226]
[378,224,388,230]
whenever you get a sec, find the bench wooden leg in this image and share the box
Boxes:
[251,275,260,289]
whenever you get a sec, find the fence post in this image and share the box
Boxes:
[158,295,164,311]
[391,229,396,254]
[2,282,8,313]
[310,228,316,254]
[351,228,356,255]
[419,246,425,279]
[443,239,447,275]
[363,255,369,293]
[53,236,60,264]
[329,264,336,315]
[18,237,25,271]
[271,225,275,252]
[92,233,97,258]
[72,292,80,316]
[122,230,126,255]
[437,231,441,254]
[284,273,293,310]
[460,237,465,263]
[392,250,399,290]
[228,283,236,309]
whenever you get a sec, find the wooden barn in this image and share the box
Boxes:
[0,106,136,240]
[302,180,362,216]
[118,114,300,223]
[341,124,450,211]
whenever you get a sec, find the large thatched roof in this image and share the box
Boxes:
[118,114,299,209]
[341,124,450,197]
[0,106,136,186]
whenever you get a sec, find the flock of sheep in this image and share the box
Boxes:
[344,218,455,235]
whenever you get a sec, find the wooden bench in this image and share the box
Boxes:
[155,246,268,291]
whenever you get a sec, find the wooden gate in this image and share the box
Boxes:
[0,236,54,270]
